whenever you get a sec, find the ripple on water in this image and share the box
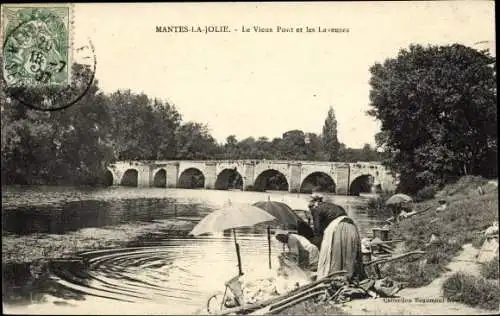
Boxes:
[3,186,386,314]
[47,236,284,313]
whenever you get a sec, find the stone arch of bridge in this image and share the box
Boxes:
[121,168,139,187]
[178,167,205,189]
[253,169,289,191]
[104,167,118,186]
[103,169,114,186]
[153,168,167,188]
[349,173,378,195]
[300,171,336,193]
[215,168,243,190]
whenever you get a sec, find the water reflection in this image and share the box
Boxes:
[2,186,385,314]
[47,235,284,311]
[2,199,212,235]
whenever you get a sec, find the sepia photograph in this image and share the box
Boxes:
[1,1,498,315]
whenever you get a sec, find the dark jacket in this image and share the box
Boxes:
[310,201,347,237]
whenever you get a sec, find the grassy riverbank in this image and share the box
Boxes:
[278,176,499,315]
[384,177,498,288]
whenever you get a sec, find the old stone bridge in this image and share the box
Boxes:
[106,160,397,195]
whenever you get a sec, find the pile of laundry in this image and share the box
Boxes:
[241,274,279,304]
[237,267,309,304]
[223,255,313,306]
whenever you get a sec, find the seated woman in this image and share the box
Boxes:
[275,230,319,272]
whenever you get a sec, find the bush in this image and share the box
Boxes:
[471,234,487,249]
[415,186,437,202]
[442,272,500,310]
[381,259,443,288]
[438,175,489,197]
[365,192,393,217]
[481,257,500,280]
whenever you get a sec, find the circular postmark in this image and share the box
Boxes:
[2,6,96,111]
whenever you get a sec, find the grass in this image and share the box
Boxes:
[471,233,487,249]
[442,272,500,310]
[274,298,348,315]
[381,178,498,288]
[480,256,500,280]
[276,176,498,314]
[436,176,491,198]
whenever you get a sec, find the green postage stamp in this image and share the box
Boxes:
[2,4,72,87]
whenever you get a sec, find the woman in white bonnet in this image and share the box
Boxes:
[275,229,319,272]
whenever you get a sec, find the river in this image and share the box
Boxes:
[2,186,385,314]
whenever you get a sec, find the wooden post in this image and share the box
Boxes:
[372,227,390,254]
[267,226,272,269]
[233,229,243,276]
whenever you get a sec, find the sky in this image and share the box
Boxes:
[73,1,495,148]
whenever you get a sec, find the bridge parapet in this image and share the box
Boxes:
[106,160,397,194]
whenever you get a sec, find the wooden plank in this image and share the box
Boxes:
[219,270,347,315]
[255,289,326,315]
[369,239,404,245]
[365,251,426,267]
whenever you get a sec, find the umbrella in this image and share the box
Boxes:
[189,203,276,276]
[253,200,314,269]
[252,200,303,229]
[385,193,413,205]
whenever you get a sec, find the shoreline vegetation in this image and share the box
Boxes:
[2,219,194,265]
[278,175,499,315]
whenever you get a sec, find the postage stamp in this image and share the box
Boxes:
[1,4,96,112]
[2,4,72,87]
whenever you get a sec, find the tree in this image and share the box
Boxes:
[255,137,274,159]
[107,91,181,160]
[281,130,307,160]
[322,106,340,161]
[238,137,259,159]
[226,135,238,146]
[1,64,114,185]
[361,143,380,161]
[368,44,497,193]
[150,99,182,160]
[223,135,239,159]
[175,122,219,159]
[305,132,327,161]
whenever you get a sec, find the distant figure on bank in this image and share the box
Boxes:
[390,203,406,223]
[477,186,485,195]
[436,199,448,212]
[275,230,319,272]
[308,193,367,282]
[399,204,417,220]
[390,202,416,222]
